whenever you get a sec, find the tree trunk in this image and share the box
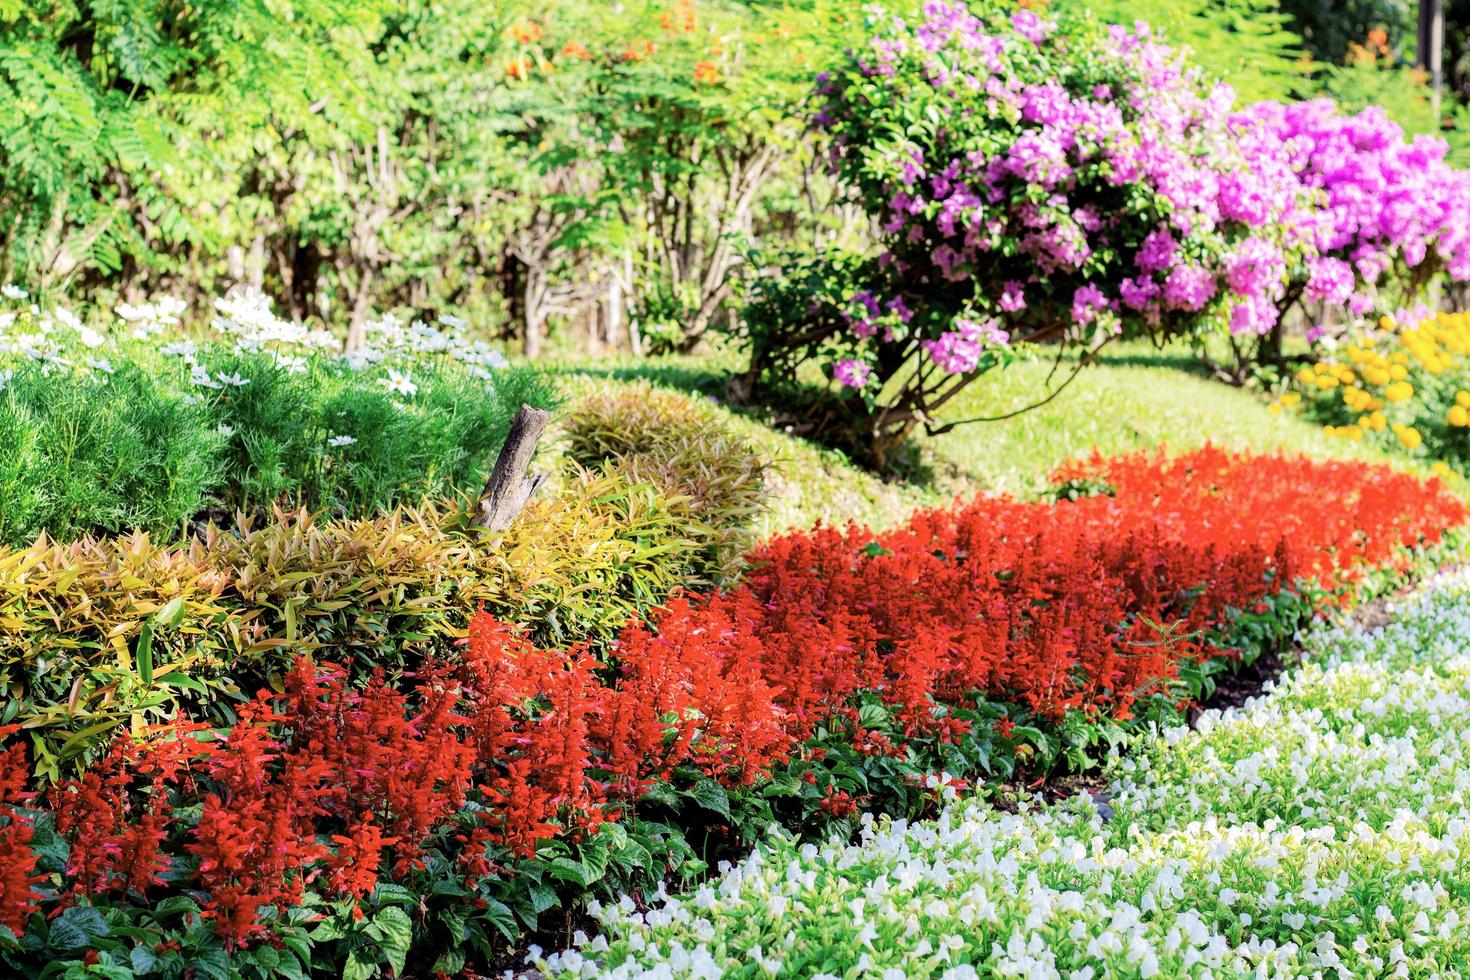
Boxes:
[473,404,551,532]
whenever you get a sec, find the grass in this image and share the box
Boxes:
[548,339,1430,537]
[919,342,1399,497]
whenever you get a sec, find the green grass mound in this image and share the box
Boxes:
[554,342,1412,535]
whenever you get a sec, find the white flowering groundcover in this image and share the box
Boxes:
[541,570,1470,978]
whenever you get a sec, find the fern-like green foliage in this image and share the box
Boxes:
[0,349,557,547]
[0,0,399,291]
[0,362,226,545]
[1064,0,1311,104]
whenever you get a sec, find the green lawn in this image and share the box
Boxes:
[550,341,1419,537]
[919,344,1395,497]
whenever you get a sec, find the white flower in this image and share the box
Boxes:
[437,313,468,330]
[216,371,250,387]
[378,369,417,397]
[85,357,114,375]
[217,423,236,437]
[77,326,107,349]
[328,434,357,448]
[160,341,197,358]
[2,284,27,300]
[189,365,221,389]
[0,368,12,391]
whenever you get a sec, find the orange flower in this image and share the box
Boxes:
[511,20,543,44]
[505,57,532,79]
[560,40,592,60]
[693,60,718,85]
[661,0,697,33]
[622,39,656,62]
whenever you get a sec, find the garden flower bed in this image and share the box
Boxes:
[0,447,1462,975]
[541,568,1470,977]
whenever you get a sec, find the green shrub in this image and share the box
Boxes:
[563,382,767,584]
[0,362,226,546]
[190,348,558,518]
[1065,0,1308,104]
[0,344,557,547]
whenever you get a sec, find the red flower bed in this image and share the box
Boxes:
[0,447,1463,952]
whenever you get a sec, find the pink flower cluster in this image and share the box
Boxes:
[1240,99,1470,293]
[812,3,1470,383]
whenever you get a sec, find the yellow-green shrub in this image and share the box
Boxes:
[3,464,725,780]
[564,382,767,584]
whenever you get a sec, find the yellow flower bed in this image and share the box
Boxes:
[1281,310,1470,476]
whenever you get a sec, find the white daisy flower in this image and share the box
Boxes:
[378,369,417,397]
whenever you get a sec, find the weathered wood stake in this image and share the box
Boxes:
[473,404,551,532]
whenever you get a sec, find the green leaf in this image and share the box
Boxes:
[130,944,160,974]
[480,898,517,941]
[547,856,589,887]
[343,950,377,980]
[690,778,731,819]
[308,915,347,943]
[432,950,466,974]
[528,882,558,915]
[372,907,412,977]
[136,617,154,685]
[47,905,109,952]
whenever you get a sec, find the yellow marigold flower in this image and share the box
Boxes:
[1456,391,1470,409]
[1384,380,1413,402]
[1450,405,1470,428]
[1433,461,1455,479]
[1297,366,1316,384]
[1369,410,1387,431]
[1396,425,1423,450]
[1279,391,1301,407]
[1268,402,1283,415]
[1388,363,1409,381]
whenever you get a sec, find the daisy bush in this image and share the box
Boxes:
[540,569,1470,978]
[0,289,554,543]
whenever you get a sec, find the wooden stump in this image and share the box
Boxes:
[473,404,551,532]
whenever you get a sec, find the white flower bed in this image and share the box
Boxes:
[0,288,508,380]
[541,570,1470,978]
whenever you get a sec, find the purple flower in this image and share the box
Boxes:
[1118,276,1159,311]
[922,317,1009,374]
[834,358,872,389]
[1304,257,1354,304]
[1011,10,1050,44]
[1071,284,1110,325]
[1163,265,1217,312]
[1135,230,1177,275]
[998,280,1027,312]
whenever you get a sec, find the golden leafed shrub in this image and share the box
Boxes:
[563,382,767,584]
